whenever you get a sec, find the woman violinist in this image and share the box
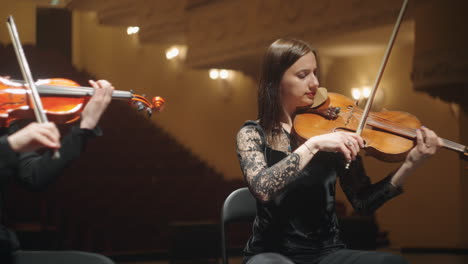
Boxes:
[0,77,114,262]
[235,38,442,264]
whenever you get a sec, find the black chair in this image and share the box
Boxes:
[12,250,115,264]
[221,187,256,264]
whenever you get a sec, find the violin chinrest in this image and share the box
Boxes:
[311,87,328,108]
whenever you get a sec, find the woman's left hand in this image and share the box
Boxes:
[80,80,114,129]
[405,126,443,167]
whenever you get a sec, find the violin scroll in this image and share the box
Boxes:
[152,96,165,113]
[129,93,165,117]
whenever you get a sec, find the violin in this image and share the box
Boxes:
[293,92,468,162]
[0,77,165,127]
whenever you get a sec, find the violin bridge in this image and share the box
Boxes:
[344,105,355,127]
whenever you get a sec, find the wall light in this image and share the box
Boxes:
[127,26,139,35]
[351,85,385,110]
[207,69,239,102]
[209,69,219,79]
[209,69,231,80]
[219,69,229,79]
[362,86,371,98]
[351,86,372,100]
[165,46,187,62]
[351,88,362,100]
[165,47,180,60]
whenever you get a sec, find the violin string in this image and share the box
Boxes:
[10,80,154,109]
[42,85,152,108]
[37,84,132,99]
[347,110,465,151]
[355,110,416,135]
[356,109,423,136]
[340,108,416,136]
[352,111,463,150]
[338,108,466,152]
[10,79,133,98]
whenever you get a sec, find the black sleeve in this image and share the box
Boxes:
[338,155,403,215]
[14,125,102,191]
[0,135,19,169]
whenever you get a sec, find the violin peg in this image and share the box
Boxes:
[137,102,145,111]
[461,149,468,161]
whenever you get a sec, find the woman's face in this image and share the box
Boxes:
[280,52,319,110]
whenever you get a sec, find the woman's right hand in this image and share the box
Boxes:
[7,122,61,153]
[306,132,364,162]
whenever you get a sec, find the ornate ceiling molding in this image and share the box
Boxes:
[137,0,187,44]
[67,0,114,11]
[96,1,140,26]
[185,0,408,74]
[68,0,188,44]
[67,0,415,76]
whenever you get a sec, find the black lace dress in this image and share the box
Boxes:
[236,121,403,264]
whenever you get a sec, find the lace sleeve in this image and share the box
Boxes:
[236,125,304,202]
[338,156,403,215]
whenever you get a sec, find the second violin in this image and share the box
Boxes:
[0,77,165,127]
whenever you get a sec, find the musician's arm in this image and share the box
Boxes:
[0,133,19,169]
[15,124,101,190]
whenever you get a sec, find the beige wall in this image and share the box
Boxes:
[0,1,36,45]
[72,12,257,180]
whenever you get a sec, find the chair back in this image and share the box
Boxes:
[221,187,257,264]
[13,250,115,264]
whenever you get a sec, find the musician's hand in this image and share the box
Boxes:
[7,122,61,153]
[80,80,114,129]
[307,132,364,162]
[405,126,442,167]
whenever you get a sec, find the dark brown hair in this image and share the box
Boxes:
[257,38,317,142]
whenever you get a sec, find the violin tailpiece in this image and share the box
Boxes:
[308,107,340,120]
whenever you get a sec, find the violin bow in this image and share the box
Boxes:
[347,0,409,168]
[6,15,60,158]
